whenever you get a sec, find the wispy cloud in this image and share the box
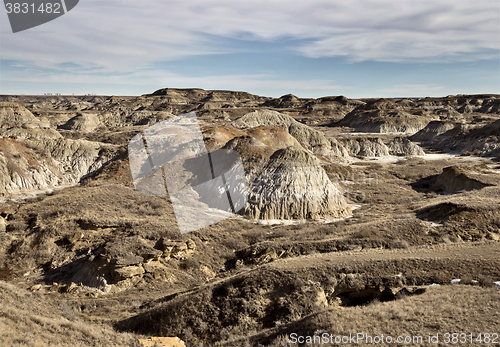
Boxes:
[0,0,498,96]
[1,63,351,96]
[1,0,498,70]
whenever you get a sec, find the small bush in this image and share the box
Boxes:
[181,257,200,270]
[477,275,496,288]
[222,237,246,250]
[389,239,410,249]
[242,229,265,244]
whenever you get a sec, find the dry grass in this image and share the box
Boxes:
[246,285,500,346]
[0,281,140,347]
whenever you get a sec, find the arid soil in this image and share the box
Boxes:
[0,90,499,346]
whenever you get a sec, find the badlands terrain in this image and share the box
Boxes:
[0,89,499,346]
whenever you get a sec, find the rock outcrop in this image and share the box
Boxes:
[434,166,493,193]
[338,109,433,134]
[429,120,500,159]
[230,110,345,159]
[0,102,40,128]
[387,137,425,156]
[409,121,456,142]
[0,102,63,140]
[138,337,186,347]
[245,147,351,220]
[0,137,118,196]
[339,138,389,157]
[61,113,101,132]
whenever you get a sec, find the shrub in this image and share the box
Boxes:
[389,239,410,249]
[477,275,496,288]
[223,237,246,250]
[181,257,200,270]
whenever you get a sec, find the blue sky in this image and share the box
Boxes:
[0,0,499,98]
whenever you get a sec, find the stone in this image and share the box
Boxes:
[115,254,144,267]
[0,136,118,196]
[29,284,43,292]
[138,337,186,347]
[488,232,500,241]
[113,265,145,280]
[65,282,79,294]
[171,243,189,259]
[185,239,196,250]
[0,217,6,233]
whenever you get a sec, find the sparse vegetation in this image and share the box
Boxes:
[0,92,499,346]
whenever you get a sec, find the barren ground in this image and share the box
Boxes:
[0,91,499,346]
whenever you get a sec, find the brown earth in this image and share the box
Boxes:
[0,90,499,346]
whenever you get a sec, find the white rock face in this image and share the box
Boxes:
[339,138,389,157]
[0,137,118,196]
[245,147,351,220]
[0,103,39,128]
[387,137,425,156]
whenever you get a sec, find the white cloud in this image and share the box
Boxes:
[0,0,498,79]
[1,66,350,97]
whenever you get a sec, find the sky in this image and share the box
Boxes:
[0,0,499,98]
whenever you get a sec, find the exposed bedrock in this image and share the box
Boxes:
[245,147,351,220]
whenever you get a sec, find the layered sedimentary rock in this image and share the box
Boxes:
[387,137,425,156]
[338,138,389,157]
[338,109,433,134]
[61,113,101,132]
[0,137,118,195]
[230,110,346,159]
[410,121,457,142]
[430,120,500,158]
[245,146,351,220]
[0,102,40,128]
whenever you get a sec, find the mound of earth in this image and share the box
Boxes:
[339,137,389,157]
[211,123,352,221]
[458,120,500,158]
[262,94,305,108]
[0,101,64,140]
[434,166,494,193]
[0,128,63,140]
[336,137,424,158]
[202,126,247,151]
[409,121,456,142]
[387,137,425,156]
[61,113,102,132]
[230,110,344,159]
[245,146,351,220]
[221,126,304,169]
[0,102,41,129]
[338,109,433,134]
[430,120,500,158]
